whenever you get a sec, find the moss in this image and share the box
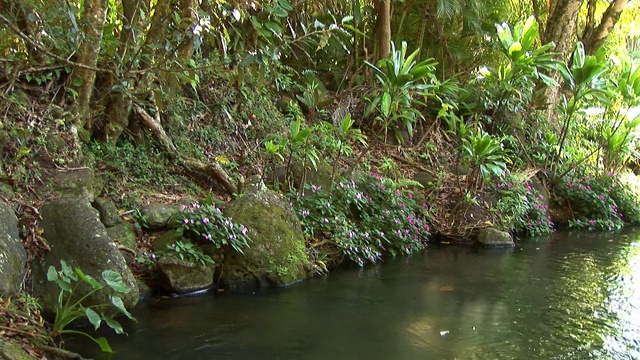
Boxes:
[222,189,310,287]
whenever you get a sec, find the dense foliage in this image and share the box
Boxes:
[289,173,430,266]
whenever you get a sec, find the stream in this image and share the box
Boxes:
[71,229,640,359]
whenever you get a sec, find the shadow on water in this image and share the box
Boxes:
[70,229,640,360]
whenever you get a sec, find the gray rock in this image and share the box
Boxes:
[0,182,14,200]
[32,197,138,316]
[269,160,334,192]
[51,168,104,202]
[0,202,27,297]
[157,254,215,294]
[222,180,310,287]
[152,229,183,252]
[106,222,137,249]
[477,227,514,247]
[139,204,182,230]
[93,197,121,227]
[413,171,434,188]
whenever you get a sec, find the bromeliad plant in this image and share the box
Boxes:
[177,197,251,254]
[364,41,438,143]
[471,16,565,133]
[47,260,136,353]
[458,129,509,190]
[553,42,611,179]
[289,173,430,266]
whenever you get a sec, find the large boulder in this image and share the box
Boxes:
[32,197,138,315]
[221,177,310,287]
[0,202,27,297]
[477,227,515,247]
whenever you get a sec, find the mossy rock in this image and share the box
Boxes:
[106,222,137,249]
[51,168,104,202]
[138,204,182,230]
[222,180,310,287]
[476,227,514,247]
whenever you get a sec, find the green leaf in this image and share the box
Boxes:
[508,42,522,58]
[264,21,284,34]
[96,337,113,353]
[110,296,135,320]
[381,93,391,117]
[85,308,102,330]
[76,268,102,290]
[102,270,130,293]
[60,260,77,281]
[340,113,353,133]
[47,266,59,282]
[103,314,126,335]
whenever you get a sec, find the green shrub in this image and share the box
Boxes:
[159,240,215,266]
[554,171,640,231]
[289,172,430,266]
[176,199,251,254]
[492,176,554,237]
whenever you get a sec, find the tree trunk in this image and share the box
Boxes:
[99,0,149,143]
[541,0,582,62]
[70,0,109,141]
[176,0,198,63]
[581,0,628,55]
[375,0,391,62]
[539,0,583,132]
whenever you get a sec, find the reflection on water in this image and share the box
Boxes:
[72,229,640,360]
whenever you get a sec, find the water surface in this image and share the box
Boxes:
[73,229,640,359]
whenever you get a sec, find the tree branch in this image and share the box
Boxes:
[0,12,114,75]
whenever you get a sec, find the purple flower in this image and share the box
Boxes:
[205,234,212,241]
[203,218,210,224]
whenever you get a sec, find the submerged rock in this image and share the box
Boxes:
[32,197,138,316]
[0,201,27,297]
[221,176,310,288]
[476,227,514,247]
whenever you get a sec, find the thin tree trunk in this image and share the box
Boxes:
[581,0,628,55]
[375,0,391,62]
[540,0,583,132]
[71,0,109,140]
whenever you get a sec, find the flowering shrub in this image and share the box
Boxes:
[554,171,640,231]
[289,173,430,266]
[177,202,251,254]
[492,176,554,237]
[159,240,215,266]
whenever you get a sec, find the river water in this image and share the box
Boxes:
[72,229,640,359]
